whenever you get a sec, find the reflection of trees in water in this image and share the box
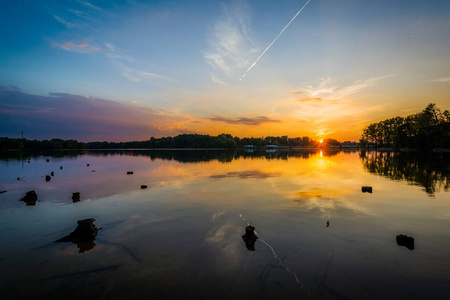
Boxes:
[1,148,353,163]
[360,151,449,196]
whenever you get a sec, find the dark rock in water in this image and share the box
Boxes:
[396,234,414,250]
[87,164,89,167]
[326,220,330,227]
[127,171,133,175]
[55,218,100,253]
[242,225,258,251]
[17,177,20,181]
[60,166,63,170]
[141,185,147,189]
[92,170,96,172]
[0,190,7,194]
[51,171,54,176]
[27,161,30,163]
[361,186,373,193]
[45,175,51,182]
[20,190,38,206]
[46,159,49,162]
[72,192,81,203]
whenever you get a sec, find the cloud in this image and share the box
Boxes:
[53,40,101,53]
[431,77,450,83]
[296,97,322,102]
[296,75,394,103]
[53,15,77,28]
[76,0,102,11]
[211,74,226,85]
[0,85,21,92]
[0,89,190,141]
[105,42,172,82]
[68,9,90,19]
[207,116,280,125]
[204,0,258,83]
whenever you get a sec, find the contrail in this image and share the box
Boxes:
[239,0,311,81]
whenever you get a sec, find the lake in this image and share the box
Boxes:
[0,149,449,299]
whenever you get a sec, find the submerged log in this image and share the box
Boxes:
[55,218,100,253]
[242,225,258,251]
[396,234,414,250]
[20,190,38,206]
[361,186,373,193]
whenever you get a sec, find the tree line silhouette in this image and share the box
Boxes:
[360,103,450,149]
[1,134,342,150]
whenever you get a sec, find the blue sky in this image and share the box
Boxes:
[1,0,449,141]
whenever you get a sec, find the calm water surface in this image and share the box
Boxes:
[0,149,449,299]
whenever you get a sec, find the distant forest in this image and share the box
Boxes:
[360,103,449,149]
[0,134,349,151]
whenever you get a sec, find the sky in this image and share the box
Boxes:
[1,0,450,142]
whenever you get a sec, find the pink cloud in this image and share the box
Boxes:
[53,40,101,53]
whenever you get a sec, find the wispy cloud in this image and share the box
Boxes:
[105,42,172,82]
[210,74,226,85]
[431,77,450,83]
[53,15,77,28]
[296,97,322,102]
[204,0,258,83]
[53,40,101,53]
[0,85,21,92]
[265,75,395,139]
[207,116,280,125]
[294,75,394,103]
[68,9,90,19]
[76,0,102,11]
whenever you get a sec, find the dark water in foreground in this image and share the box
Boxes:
[0,149,449,299]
